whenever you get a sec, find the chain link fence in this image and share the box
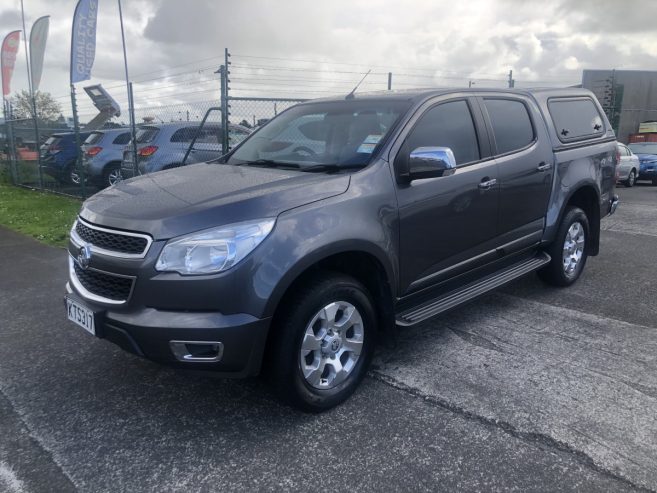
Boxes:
[1,96,306,198]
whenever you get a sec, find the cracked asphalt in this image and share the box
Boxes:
[1,184,656,492]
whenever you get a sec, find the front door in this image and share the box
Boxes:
[395,98,499,294]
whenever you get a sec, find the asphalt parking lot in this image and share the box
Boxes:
[1,184,656,492]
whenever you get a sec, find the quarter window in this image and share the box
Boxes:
[404,100,480,165]
[484,99,534,155]
[548,98,605,142]
[112,132,131,145]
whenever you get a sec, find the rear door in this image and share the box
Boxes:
[395,96,499,294]
[478,95,554,250]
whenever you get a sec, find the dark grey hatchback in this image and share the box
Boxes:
[66,88,618,411]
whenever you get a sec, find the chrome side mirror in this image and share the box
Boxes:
[407,146,456,181]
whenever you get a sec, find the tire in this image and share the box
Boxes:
[62,164,80,185]
[266,272,377,412]
[102,163,122,188]
[625,169,636,188]
[538,206,589,287]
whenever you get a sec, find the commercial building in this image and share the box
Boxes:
[582,69,657,143]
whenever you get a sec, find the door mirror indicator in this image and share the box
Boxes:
[407,146,456,181]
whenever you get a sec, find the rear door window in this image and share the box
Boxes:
[170,127,200,143]
[483,99,534,155]
[548,98,605,142]
[112,132,131,145]
[194,127,220,144]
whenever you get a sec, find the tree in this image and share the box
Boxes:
[10,90,62,122]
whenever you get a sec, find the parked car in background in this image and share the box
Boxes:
[120,122,251,179]
[628,142,657,185]
[80,128,132,188]
[617,143,640,187]
[41,132,92,184]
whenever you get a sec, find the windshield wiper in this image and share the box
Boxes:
[242,159,301,169]
[298,163,366,173]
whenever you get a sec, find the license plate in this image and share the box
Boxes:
[66,297,96,336]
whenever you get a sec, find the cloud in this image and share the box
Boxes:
[0,0,655,120]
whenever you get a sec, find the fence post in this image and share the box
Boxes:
[3,99,18,184]
[30,96,44,189]
[508,70,515,88]
[388,72,392,90]
[219,65,227,154]
[128,82,139,177]
[70,84,86,198]
[221,48,231,154]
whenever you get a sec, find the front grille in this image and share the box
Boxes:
[75,221,148,255]
[73,262,133,301]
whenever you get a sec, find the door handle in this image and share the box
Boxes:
[478,178,497,190]
[537,162,552,172]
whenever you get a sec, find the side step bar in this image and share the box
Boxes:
[396,252,551,326]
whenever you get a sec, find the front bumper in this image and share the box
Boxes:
[639,167,656,180]
[65,284,271,377]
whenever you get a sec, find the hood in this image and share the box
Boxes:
[80,163,350,239]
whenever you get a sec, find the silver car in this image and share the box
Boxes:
[617,143,640,187]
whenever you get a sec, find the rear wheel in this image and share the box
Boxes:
[102,163,122,187]
[625,169,636,187]
[539,206,589,287]
[266,272,376,412]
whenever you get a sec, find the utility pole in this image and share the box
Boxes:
[469,80,475,88]
[388,72,392,91]
[508,70,515,88]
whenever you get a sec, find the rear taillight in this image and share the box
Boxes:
[85,146,102,156]
[138,145,158,157]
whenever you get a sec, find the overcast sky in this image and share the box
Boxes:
[1,0,656,122]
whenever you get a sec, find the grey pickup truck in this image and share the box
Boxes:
[65,88,619,411]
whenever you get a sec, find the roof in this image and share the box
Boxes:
[304,87,595,105]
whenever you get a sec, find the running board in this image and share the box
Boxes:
[396,252,551,326]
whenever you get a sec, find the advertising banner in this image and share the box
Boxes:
[29,16,49,91]
[1,31,21,97]
[70,0,98,84]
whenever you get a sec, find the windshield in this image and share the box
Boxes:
[226,100,410,170]
[628,143,657,155]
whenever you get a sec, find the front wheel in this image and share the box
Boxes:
[625,169,636,187]
[538,206,589,287]
[266,272,377,412]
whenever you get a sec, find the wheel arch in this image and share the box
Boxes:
[264,246,397,341]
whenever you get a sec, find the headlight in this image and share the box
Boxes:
[155,219,275,275]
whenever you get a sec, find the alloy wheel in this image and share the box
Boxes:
[299,301,364,390]
[562,221,585,276]
[107,168,122,186]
